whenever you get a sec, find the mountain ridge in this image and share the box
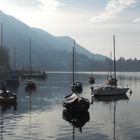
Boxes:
[0,10,107,71]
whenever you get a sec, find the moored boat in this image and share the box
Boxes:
[93,35,129,96]
[0,84,17,105]
[25,79,36,90]
[63,93,90,112]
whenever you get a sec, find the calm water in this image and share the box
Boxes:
[0,72,140,140]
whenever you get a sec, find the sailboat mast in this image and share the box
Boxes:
[91,53,93,76]
[1,22,3,48]
[72,40,75,84]
[109,51,112,77]
[13,47,16,69]
[113,35,116,80]
[29,37,32,79]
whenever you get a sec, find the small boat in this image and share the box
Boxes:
[93,35,129,96]
[25,79,36,89]
[63,93,90,112]
[0,84,17,105]
[89,76,95,85]
[71,81,83,93]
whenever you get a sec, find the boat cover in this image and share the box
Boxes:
[64,93,80,103]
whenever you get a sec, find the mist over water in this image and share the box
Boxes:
[0,72,140,140]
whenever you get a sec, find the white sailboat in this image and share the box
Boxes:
[93,35,129,96]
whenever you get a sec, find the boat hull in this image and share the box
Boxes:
[63,97,90,112]
[94,87,129,96]
[0,90,17,105]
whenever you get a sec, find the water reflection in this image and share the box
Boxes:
[93,95,129,140]
[92,94,129,103]
[27,90,32,140]
[62,110,90,140]
[0,72,138,139]
[0,104,16,140]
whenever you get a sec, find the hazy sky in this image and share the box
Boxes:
[0,0,140,59]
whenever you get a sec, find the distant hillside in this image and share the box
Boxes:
[33,28,106,61]
[0,10,107,71]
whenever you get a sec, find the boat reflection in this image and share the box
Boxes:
[92,94,129,140]
[28,91,32,140]
[92,94,129,104]
[62,110,90,140]
[0,104,17,140]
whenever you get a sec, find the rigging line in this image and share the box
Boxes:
[91,53,94,76]
[113,35,117,80]
[74,41,78,80]
[72,45,75,84]
[1,22,3,48]
[29,37,32,79]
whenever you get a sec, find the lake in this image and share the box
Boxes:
[0,72,140,140]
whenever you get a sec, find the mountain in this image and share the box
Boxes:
[0,10,107,71]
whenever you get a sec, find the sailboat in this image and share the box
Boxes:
[63,41,90,112]
[71,40,83,94]
[25,37,36,90]
[93,35,129,96]
[88,53,95,84]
